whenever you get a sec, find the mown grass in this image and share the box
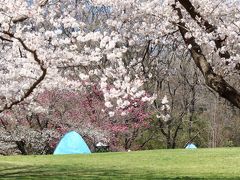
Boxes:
[1,148,240,179]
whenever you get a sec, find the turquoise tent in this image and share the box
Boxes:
[54,131,91,155]
[185,143,197,149]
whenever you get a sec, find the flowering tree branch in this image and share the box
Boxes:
[172,2,240,109]
[0,31,47,113]
[177,0,232,60]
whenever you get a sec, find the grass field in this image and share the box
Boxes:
[1,148,240,179]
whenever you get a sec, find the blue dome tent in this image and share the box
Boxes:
[185,143,197,149]
[54,131,91,155]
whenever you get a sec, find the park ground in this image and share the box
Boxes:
[1,148,240,179]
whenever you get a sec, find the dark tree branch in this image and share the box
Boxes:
[172,3,240,109]
[139,133,155,149]
[0,36,13,42]
[184,131,201,148]
[0,31,47,113]
[177,0,231,59]
[12,15,28,24]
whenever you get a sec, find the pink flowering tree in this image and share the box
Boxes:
[105,96,152,151]
[0,88,110,155]
[36,87,154,152]
[0,85,153,154]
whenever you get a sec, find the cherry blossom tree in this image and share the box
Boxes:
[0,0,239,142]
[92,0,240,108]
[0,0,156,116]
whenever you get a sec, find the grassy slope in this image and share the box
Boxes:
[1,148,240,179]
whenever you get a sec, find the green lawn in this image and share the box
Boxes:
[1,148,240,179]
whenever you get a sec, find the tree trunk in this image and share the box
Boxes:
[15,141,27,155]
[166,136,172,149]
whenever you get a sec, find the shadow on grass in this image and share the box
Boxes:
[0,165,240,180]
[0,165,185,180]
